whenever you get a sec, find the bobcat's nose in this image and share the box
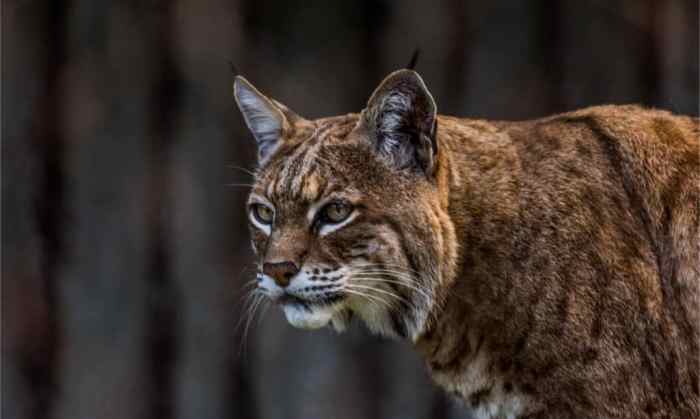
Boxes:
[263,261,299,288]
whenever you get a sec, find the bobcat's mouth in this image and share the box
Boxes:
[255,269,349,330]
[277,290,345,308]
[278,293,311,308]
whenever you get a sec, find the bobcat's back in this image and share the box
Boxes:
[422,105,699,418]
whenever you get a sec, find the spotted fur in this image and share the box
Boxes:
[234,70,699,418]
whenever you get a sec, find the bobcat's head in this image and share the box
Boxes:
[234,70,456,340]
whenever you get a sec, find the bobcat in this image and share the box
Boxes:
[233,69,699,418]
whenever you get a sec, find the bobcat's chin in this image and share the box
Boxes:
[281,302,336,330]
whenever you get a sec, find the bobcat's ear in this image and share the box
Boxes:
[362,69,437,176]
[234,76,299,164]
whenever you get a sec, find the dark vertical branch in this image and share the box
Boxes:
[684,0,699,114]
[357,0,389,106]
[641,0,661,107]
[28,2,68,418]
[444,0,469,113]
[227,283,259,418]
[146,4,182,419]
[539,0,565,112]
[229,360,259,419]
[428,388,452,419]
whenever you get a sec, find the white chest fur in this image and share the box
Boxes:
[428,348,531,419]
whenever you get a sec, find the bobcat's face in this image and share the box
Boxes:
[235,70,454,339]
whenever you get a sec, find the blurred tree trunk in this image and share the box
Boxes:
[167,1,255,418]
[460,1,558,119]
[146,4,179,419]
[51,3,159,418]
[3,2,65,419]
[654,0,699,114]
[559,0,657,110]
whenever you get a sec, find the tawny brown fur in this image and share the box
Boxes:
[235,71,699,418]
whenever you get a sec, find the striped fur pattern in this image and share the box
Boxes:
[234,70,699,418]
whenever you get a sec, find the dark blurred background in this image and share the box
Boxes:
[3,1,698,418]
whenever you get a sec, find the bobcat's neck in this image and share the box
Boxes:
[414,116,531,416]
[420,116,522,343]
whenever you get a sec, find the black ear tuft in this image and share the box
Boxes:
[406,49,420,70]
[363,70,437,175]
[228,60,240,76]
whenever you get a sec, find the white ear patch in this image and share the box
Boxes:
[378,92,411,132]
[236,86,282,141]
[375,92,414,158]
[233,77,285,162]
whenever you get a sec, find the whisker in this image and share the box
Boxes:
[353,269,425,285]
[342,287,394,309]
[354,270,424,283]
[226,183,255,188]
[234,283,260,305]
[235,289,260,333]
[351,276,432,302]
[353,269,422,282]
[239,279,258,291]
[236,289,265,353]
[246,293,265,334]
[227,164,256,177]
[352,262,422,275]
[229,265,258,298]
[256,299,272,326]
[238,292,265,359]
[346,283,411,307]
[353,270,430,293]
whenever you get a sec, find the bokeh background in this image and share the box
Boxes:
[4,1,698,418]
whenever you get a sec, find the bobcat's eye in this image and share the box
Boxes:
[320,202,353,224]
[251,203,274,225]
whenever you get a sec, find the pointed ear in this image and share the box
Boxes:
[234,76,298,164]
[362,69,438,175]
